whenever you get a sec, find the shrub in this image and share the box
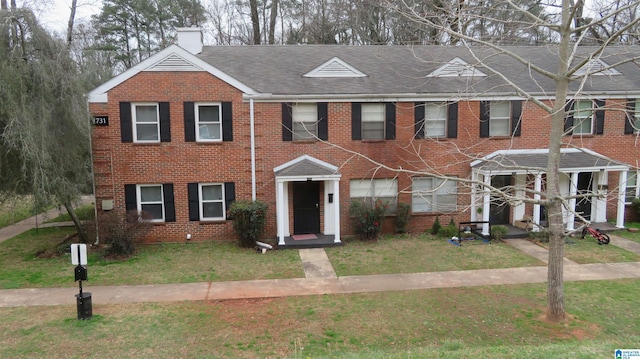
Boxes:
[430,216,442,235]
[228,200,268,248]
[84,210,153,258]
[632,198,640,220]
[439,221,459,238]
[349,199,387,241]
[394,202,411,233]
[491,225,508,241]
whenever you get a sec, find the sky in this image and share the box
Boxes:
[40,0,102,35]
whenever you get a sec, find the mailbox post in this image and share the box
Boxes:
[70,244,92,320]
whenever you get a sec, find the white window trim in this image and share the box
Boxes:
[489,101,511,137]
[412,177,458,213]
[195,102,223,142]
[573,100,594,135]
[292,103,318,140]
[132,103,160,143]
[424,103,447,138]
[625,170,639,204]
[199,183,225,221]
[137,184,165,222]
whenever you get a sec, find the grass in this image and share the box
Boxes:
[537,235,640,264]
[326,234,544,276]
[0,227,304,289]
[1,279,639,358]
[613,227,640,244]
[45,204,95,223]
[0,195,36,229]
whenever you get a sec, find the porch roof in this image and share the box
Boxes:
[274,155,341,178]
[470,148,630,175]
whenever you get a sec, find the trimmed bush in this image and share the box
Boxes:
[491,225,508,241]
[228,200,268,248]
[632,197,640,220]
[430,216,442,235]
[349,199,387,241]
[439,222,458,238]
[394,202,411,233]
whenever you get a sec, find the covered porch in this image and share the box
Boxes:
[273,155,342,249]
[470,148,630,236]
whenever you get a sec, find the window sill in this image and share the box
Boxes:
[132,142,162,146]
[197,220,228,225]
[411,211,457,216]
[292,139,318,143]
[360,139,386,143]
[195,141,224,145]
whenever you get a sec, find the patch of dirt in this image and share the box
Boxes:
[536,313,599,340]
[35,233,79,258]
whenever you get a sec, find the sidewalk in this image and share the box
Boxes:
[2,211,640,308]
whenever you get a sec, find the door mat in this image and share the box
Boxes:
[292,234,318,241]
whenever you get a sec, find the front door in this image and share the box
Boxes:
[575,172,593,220]
[490,175,511,225]
[293,181,320,234]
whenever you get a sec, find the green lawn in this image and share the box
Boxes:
[1,280,639,358]
[0,196,36,229]
[327,234,545,276]
[537,235,640,264]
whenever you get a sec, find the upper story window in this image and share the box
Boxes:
[565,99,605,136]
[633,100,640,133]
[350,178,398,213]
[352,103,396,141]
[412,177,457,213]
[479,100,522,138]
[415,102,458,139]
[196,103,222,141]
[625,99,640,135]
[133,103,160,142]
[282,103,328,142]
[119,102,171,143]
[184,101,233,142]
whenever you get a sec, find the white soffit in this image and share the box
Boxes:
[427,57,487,78]
[304,57,366,78]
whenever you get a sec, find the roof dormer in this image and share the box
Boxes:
[427,57,487,77]
[573,58,621,77]
[304,57,366,78]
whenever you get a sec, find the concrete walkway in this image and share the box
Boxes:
[2,210,640,307]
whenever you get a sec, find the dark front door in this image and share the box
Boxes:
[575,172,593,220]
[490,175,511,225]
[293,181,320,234]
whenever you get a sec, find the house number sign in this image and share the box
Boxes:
[92,116,109,126]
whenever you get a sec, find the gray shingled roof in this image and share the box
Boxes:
[196,45,640,97]
[472,149,629,173]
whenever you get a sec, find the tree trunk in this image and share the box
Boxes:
[250,0,260,44]
[64,201,88,243]
[268,0,278,44]
[66,0,78,45]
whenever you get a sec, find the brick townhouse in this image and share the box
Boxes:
[88,28,640,247]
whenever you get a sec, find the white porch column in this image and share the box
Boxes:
[482,173,491,235]
[276,180,286,245]
[333,179,341,243]
[513,174,526,224]
[533,173,542,232]
[567,172,578,231]
[471,171,477,222]
[617,170,627,228]
[594,171,608,223]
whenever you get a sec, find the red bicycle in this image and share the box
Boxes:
[581,225,610,245]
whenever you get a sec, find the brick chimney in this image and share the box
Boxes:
[176,27,203,54]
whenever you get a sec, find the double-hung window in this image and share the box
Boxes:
[196,103,222,141]
[199,183,225,220]
[633,100,640,134]
[626,171,638,203]
[133,103,160,142]
[412,177,457,213]
[350,178,398,212]
[137,184,165,221]
[361,104,385,140]
[489,102,511,137]
[292,103,318,140]
[573,100,593,135]
[424,103,447,138]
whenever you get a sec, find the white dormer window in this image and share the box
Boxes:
[304,57,366,78]
[427,57,487,78]
[574,59,621,77]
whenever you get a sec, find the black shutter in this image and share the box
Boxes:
[282,103,292,141]
[159,102,171,142]
[594,99,605,135]
[352,103,362,140]
[317,103,328,140]
[447,102,458,139]
[184,102,195,142]
[385,103,396,140]
[124,184,137,212]
[224,182,236,220]
[625,99,636,135]
[564,101,574,134]
[414,102,425,139]
[511,100,522,137]
[222,102,233,141]
[163,183,175,222]
[188,183,199,221]
[120,102,133,143]
[479,101,490,137]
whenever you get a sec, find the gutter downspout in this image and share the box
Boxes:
[250,99,256,201]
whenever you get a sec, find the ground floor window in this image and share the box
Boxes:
[350,178,398,212]
[137,184,164,221]
[412,177,457,213]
